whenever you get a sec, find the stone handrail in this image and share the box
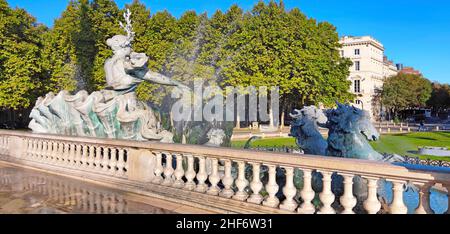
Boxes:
[0,130,449,214]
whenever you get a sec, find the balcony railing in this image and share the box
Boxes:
[0,130,449,214]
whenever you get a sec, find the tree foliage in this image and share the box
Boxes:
[427,82,450,111]
[382,73,432,117]
[0,0,47,109]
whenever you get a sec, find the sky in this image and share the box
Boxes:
[6,0,450,84]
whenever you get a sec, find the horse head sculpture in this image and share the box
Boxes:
[289,106,328,156]
[326,102,384,161]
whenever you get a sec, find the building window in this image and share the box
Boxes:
[355,49,360,55]
[340,50,344,56]
[355,61,360,71]
[356,100,362,104]
[354,80,361,93]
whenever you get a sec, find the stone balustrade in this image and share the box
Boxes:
[0,130,449,214]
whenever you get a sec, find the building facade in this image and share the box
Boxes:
[339,36,399,120]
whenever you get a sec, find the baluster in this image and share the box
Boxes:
[108,148,117,175]
[27,138,33,159]
[51,141,58,164]
[340,173,357,214]
[42,141,48,161]
[297,169,315,214]
[317,170,335,214]
[124,149,129,176]
[63,143,70,165]
[31,139,37,159]
[1,137,4,154]
[388,179,408,214]
[68,144,75,166]
[152,152,164,184]
[233,161,249,201]
[109,194,117,214]
[57,142,65,165]
[37,140,43,159]
[82,189,89,212]
[172,154,185,188]
[116,148,125,177]
[102,147,110,173]
[116,197,125,214]
[219,160,234,198]
[247,163,263,204]
[280,167,297,211]
[184,154,196,190]
[161,153,174,186]
[45,141,52,162]
[32,139,37,159]
[95,146,102,171]
[80,144,88,169]
[38,140,44,160]
[75,144,82,167]
[88,145,95,170]
[101,192,110,214]
[263,165,279,207]
[88,191,95,213]
[25,139,31,158]
[94,192,102,214]
[207,158,221,196]
[414,183,434,214]
[195,156,208,193]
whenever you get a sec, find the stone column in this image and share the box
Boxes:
[195,156,208,193]
[317,171,335,214]
[233,161,249,201]
[207,158,221,196]
[172,154,185,188]
[388,179,408,214]
[263,165,279,208]
[298,169,315,214]
[340,173,357,214]
[219,160,234,198]
[162,153,174,186]
[363,177,381,214]
[280,167,297,211]
[152,152,164,184]
[184,154,196,190]
[247,163,263,204]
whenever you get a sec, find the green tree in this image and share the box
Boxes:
[134,9,179,103]
[0,1,47,109]
[382,73,432,118]
[221,1,353,126]
[427,82,450,111]
[42,0,95,93]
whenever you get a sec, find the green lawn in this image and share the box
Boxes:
[371,132,450,161]
[232,137,297,148]
[232,132,450,161]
